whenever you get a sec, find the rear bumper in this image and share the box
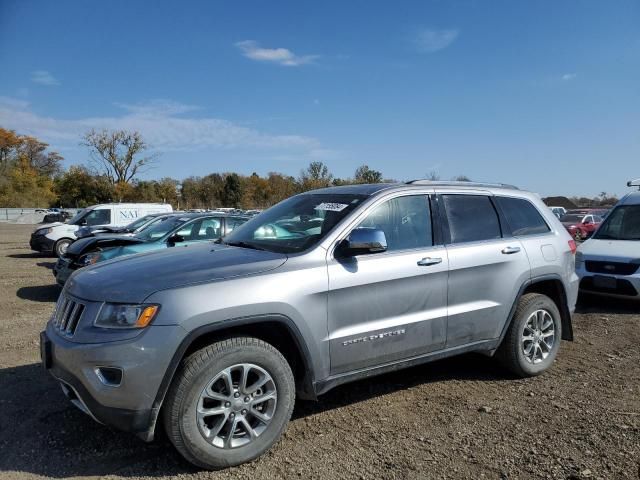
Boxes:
[30,234,55,253]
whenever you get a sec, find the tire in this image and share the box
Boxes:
[163,337,295,470]
[54,238,72,258]
[573,230,583,241]
[497,293,562,377]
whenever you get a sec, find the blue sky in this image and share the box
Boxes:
[0,0,638,197]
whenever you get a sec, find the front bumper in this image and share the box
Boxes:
[30,233,55,253]
[41,321,187,440]
[576,263,640,298]
[53,258,75,286]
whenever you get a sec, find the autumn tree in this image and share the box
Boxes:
[222,173,243,207]
[354,164,383,184]
[54,166,115,207]
[82,129,156,184]
[299,161,333,191]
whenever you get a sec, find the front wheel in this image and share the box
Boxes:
[497,293,562,377]
[54,238,72,257]
[573,230,583,241]
[163,337,295,469]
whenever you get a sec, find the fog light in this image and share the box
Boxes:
[95,367,123,386]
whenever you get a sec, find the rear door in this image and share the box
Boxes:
[327,193,449,375]
[440,193,531,348]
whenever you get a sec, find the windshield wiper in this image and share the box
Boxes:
[224,241,266,251]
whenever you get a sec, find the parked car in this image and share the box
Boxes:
[42,210,72,224]
[549,206,567,218]
[30,203,173,257]
[53,213,249,285]
[41,181,577,469]
[75,212,175,239]
[559,213,603,241]
[576,188,640,299]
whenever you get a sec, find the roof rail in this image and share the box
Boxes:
[627,178,640,190]
[405,180,520,190]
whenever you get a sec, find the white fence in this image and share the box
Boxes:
[0,208,80,223]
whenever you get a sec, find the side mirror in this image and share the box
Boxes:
[167,233,184,246]
[338,228,387,257]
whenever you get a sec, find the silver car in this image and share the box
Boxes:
[41,181,579,469]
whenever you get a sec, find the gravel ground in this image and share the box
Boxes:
[0,223,638,480]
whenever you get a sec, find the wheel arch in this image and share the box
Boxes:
[497,275,574,351]
[142,314,317,442]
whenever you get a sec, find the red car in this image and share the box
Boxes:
[559,213,603,241]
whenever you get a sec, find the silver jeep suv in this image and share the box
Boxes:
[41,181,579,469]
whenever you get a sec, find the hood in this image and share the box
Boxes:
[65,235,145,259]
[66,243,288,303]
[33,222,64,231]
[578,238,640,261]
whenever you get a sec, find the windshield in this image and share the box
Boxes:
[594,205,640,240]
[223,193,367,253]
[134,216,190,242]
[560,214,583,223]
[67,209,87,225]
[125,215,154,231]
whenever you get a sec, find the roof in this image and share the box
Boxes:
[620,191,640,206]
[307,180,524,197]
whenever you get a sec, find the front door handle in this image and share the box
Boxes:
[417,257,442,266]
[501,246,521,254]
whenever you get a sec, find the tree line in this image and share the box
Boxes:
[0,127,396,209]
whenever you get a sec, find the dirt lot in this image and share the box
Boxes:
[0,223,638,480]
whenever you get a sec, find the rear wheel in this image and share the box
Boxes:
[573,230,583,241]
[163,337,295,469]
[54,238,71,257]
[497,293,562,377]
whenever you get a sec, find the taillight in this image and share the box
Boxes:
[568,240,577,254]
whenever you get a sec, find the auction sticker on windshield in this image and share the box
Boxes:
[315,203,349,212]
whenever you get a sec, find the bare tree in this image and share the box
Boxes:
[426,170,440,181]
[82,129,156,184]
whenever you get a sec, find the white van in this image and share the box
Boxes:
[576,179,640,299]
[30,203,173,257]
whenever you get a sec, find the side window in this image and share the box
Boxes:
[84,209,111,226]
[495,197,550,236]
[176,221,196,239]
[356,195,432,251]
[197,218,222,239]
[443,195,501,243]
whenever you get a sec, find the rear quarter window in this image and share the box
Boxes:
[495,197,550,236]
[442,195,501,243]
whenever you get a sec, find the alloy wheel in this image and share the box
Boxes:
[521,309,555,364]
[196,363,277,449]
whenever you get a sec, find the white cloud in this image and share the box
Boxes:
[114,99,200,116]
[0,97,320,153]
[561,73,577,81]
[413,28,459,53]
[235,40,319,66]
[31,70,60,86]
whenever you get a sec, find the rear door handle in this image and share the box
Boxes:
[417,257,442,266]
[501,246,521,254]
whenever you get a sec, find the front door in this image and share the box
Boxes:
[327,194,449,375]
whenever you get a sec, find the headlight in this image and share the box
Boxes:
[79,252,101,266]
[94,303,159,329]
[36,227,53,235]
